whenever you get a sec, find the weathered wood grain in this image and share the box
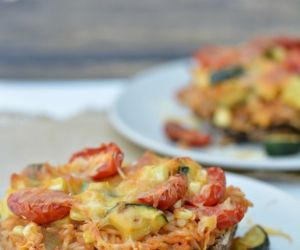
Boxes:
[0,0,300,78]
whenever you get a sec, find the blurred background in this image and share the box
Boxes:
[0,0,300,194]
[1,0,300,79]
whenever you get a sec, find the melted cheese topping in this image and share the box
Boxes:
[69,157,208,222]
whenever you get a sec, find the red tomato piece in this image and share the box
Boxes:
[284,49,300,73]
[7,188,73,224]
[216,205,246,230]
[69,143,124,181]
[194,203,246,230]
[138,174,188,210]
[165,121,211,147]
[272,36,300,50]
[194,46,240,70]
[192,167,226,206]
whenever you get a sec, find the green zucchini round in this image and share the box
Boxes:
[232,225,270,250]
[177,165,190,175]
[210,65,244,84]
[263,133,300,156]
[242,225,270,250]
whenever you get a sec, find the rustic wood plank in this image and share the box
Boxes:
[0,0,300,78]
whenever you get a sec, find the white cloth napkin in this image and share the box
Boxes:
[0,80,125,120]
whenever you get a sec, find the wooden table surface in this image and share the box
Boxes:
[0,0,300,79]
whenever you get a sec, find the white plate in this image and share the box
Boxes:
[110,59,300,170]
[226,173,300,250]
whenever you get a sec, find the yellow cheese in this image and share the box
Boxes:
[43,177,67,192]
[281,76,300,110]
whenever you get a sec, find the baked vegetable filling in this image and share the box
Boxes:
[177,36,300,154]
[0,143,251,249]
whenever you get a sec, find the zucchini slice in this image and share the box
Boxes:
[107,203,167,240]
[264,47,286,61]
[263,133,300,156]
[232,225,270,250]
[177,165,190,175]
[211,65,244,84]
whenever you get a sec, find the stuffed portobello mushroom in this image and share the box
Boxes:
[175,36,300,156]
[0,143,252,250]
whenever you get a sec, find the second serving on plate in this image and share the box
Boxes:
[176,37,300,156]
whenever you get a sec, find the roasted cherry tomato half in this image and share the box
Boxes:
[272,36,300,50]
[165,121,211,147]
[195,46,241,70]
[284,49,300,73]
[69,142,124,181]
[195,203,247,230]
[138,174,188,210]
[192,167,226,206]
[7,188,73,224]
[191,186,250,230]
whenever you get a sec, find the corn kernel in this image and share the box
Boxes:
[173,200,182,209]
[213,108,232,128]
[174,208,194,220]
[165,211,174,222]
[23,223,40,238]
[192,68,210,87]
[12,225,24,236]
[176,219,187,227]
[83,230,95,244]
[70,208,85,221]
[189,181,202,194]
[44,177,67,192]
[51,216,71,227]
[198,216,217,234]
[281,76,300,110]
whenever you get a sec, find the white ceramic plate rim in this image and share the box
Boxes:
[109,59,300,170]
